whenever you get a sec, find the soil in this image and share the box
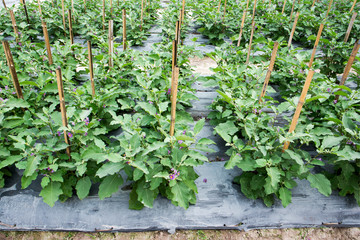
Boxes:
[189,57,217,75]
[1,228,360,240]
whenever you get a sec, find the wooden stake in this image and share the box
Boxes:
[288,12,300,47]
[55,67,71,158]
[246,0,257,64]
[289,0,296,20]
[181,0,186,22]
[344,12,357,43]
[175,20,180,44]
[350,0,357,13]
[281,0,287,14]
[325,0,333,19]
[259,42,279,103]
[71,0,75,22]
[103,0,105,31]
[223,0,227,19]
[110,0,113,15]
[217,0,221,13]
[123,9,127,50]
[37,0,42,18]
[9,10,19,43]
[282,70,315,151]
[42,21,53,65]
[2,0,7,9]
[84,0,87,12]
[61,0,66,36]
[308,23,324,69]
[170,66,180,136]
[87,41,95,97]
[108,20,114,68]
[20,0,30,25]
[2,41,23,99]
[140,0,144,31]
[237,0,250,47]
[335,40,360,101]
[68,10,74,45]
[311,0,316,8]
[171,40,178,89]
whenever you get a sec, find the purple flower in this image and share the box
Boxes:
[71,121,75,126]
[5,86,8,90]
[179,147,183,149]
[236,153,241,157]
[221,157,224,161]
[73,88,77,92]
[98,119,102,121]
[43,93,46,96]
[31,153,35,156]
[67,132,73,138]
[0,88,2,92]
[149,101,153,104]
[333,100,338,104]
[203,178,207,183]
[318,157,322,161]
[84,117,90,125]
[168,150,171,154]
[253,109,257,114]
[131,57,134,61]
[18,42,22,46]
[178,140,183,144]
[136,118,140,122]
[346,140,353,145]
[57,131,61,136]
[103,104,106,108]
[182,130,186,135]
[84,132,88,136]
[169,174,175,180]
[167,88,171,95]
[327,88,331,93]
[258,109,262,114]
[104,77,107,80]
[12,92,16,95]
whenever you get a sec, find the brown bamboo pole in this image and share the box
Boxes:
[103,0,106,31]
[175,20,180,44]
[55,67,71,159]
[259,42,279,103]
[325,0,333,19]
[61,0,66,36]
[237,0,250,47]
[335,40,360,101]
[311,0,316,8]
[42,21,53,65]
[223,0,227,19]
[9,10,19,43]
[246,0,257,64]
[140,0,144,31]
[37,0,42,17]
[87,41,95,97]
[350,0,357,13]
[108,20,114,68]
[181,0,186,22]
[71,0,75,22]
[170,66,180,136]
[282,70,315,151]
[289,0,296,20]
[2,41,23,99]
[281,0,287,14]
[288,12,300,47]
[84,0,87,12]
[2,0,7,9]
[179,9,183,30]
[344,12,357,42]
[171,40,178,94]
[20,0,30,25]
[110,0,113,15]
[269,0,271,8]
[217,0,221,13]
[308,23,324,69]
[123,9,127,50]
[68,10,74,45]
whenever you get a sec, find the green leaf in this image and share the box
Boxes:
[96,162,123,178]
[266,167,281,188]
[5,98,30,108]
[342,114,356,131]
[216,90,232,103]
[94,138,106,149]
[214,121,238,142]
[41,176,50,188]
[39,182,63,207]
[136,183,156,208]
[187,151,208,162]
[279,187,292,208]
[225,152,240,169]
[197,138,216,145]
[138,102,157,116]
[23,156,41,177]
[0,147,10,157]
[194,118,205,135]
[142,142,166,156]
[171,181,191,209]
[98,174,123,200]
[321,136,345,149]
[307,174,332,196]
[129,188,144,210]
[76,177,92,200]
[0,155,22,169]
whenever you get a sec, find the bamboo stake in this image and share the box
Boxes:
[344,12,357,43]
[223,0,227,19]
[308,23,324,69]
[259,42,279,103]
[217,0,221,13]
[237,0,250,47]
[123,9,127,50]
[61,0,66,36]
[269,0,271,8]
[42,21,53,65]
[68,10,74,45]
[282,70,315,151]
[175,20,180,44]
[350,0,357,13]
[2,0,7,9]
[171,40,178,92]
[289,0,296,20]
[20,0,30,25]
[311,0,316,8]
[110,0,113,15]
[335,40,360,101]
[71,0,75,22]
[140,0,144,31]
[87,41,95,97]
[170,66,180,136]
[84,0,86,12]
[55,67,71,158]
[179,9,183,30]
[325,0,333,19]
[281,0,287,14]
[9,10,19,43]
[2,41,23,99]
[108,20,114,68]
[288,12,300,47]
[37,0,42,17]
[181,0,186,22]
[246,0,257,64]
[103,0,105,31]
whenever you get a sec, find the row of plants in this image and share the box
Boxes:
[207,38,360,207]
[0,0,160,46]
[0,27,216,209]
